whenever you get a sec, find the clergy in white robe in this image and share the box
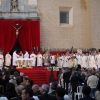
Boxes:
[5,52,11,67]
[23,51,29,67]
[88,54,97,69]
[0,52,4,70]
[43,53,49,66]
[76,54,81,65]
[57,55,60,67]
[18,51,23,67]
[24,51,29,58]
[30,52,36,67]
[12,50,19,66]
[62,55,69,68]
[50,54,55,66]
[95,52,100,68]
[80,53,87,68]
[59,54,64,68]
[37,52,43,66]
[85,53,89,68]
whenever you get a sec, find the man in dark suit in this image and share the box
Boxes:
[38,84,56,100]
[63,68,72,92]
[80,86,96,100]
[70,71,79,100]
[49,82,58,96]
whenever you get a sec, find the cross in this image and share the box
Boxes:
[13,23,22,38]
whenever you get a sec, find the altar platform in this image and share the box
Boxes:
[17,67,58,86]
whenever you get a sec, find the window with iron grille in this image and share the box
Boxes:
[60,11,69,24]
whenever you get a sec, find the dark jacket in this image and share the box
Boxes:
[79,96,97,100]
[70,74,79,88]
[49,90,56,96]
[38,93,56,100]
[33,91,42,96]
[63,71,71,83]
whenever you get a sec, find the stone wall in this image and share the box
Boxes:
[36,0,100,49]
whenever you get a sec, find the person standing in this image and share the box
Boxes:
[24,51,29,58]
[43,53,49,67]
[81,53,87,68]
[12,50,19,67]
[0,52,4,70]
[18,51,23,67]
[87,71,99,98]
[95,51,100,69]
[5,52,11,68]
[50,54,55,66]
[30,52,37,67]
[88,53,97,69]
[37,52,42,67]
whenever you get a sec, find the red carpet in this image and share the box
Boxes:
[17,67,58,86]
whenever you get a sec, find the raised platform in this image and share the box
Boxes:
[17,67,58,86]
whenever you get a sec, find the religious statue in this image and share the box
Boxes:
[11,0,18,11]
[13,24,22,37]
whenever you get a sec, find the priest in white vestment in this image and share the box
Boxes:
[59,54,64,68]
[0,52,4,70]
[76,53,81,65]
[30,52,36,67]
[24,51,29,67]
[95,52,100,69]
[50,54,55,66]
[37,52,43,67]
[43,53,49,66]
[80,53,87,68]
[88,54,97,69]
[5,52,11,67]
[12,50,19,67]
[18,51,23,67]
[24,51,29,58]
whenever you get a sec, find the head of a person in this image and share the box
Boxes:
[82,86,91,96]
[92,71,96,75]
[40,84,49,94]
[21,88,33,100]
[0,85,4,94]
[26,79,33,87]
[56,87,65,99]
[51,82,58,91]
[23,76,28,82]
[32,84,40,93]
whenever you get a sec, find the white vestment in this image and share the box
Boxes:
[63,56,69,67]
[57,56,60,67]
[0,54,4,70]
[76,55,81,65]
[5,54,11,66]
[88,55,97,69]
[50,55,55,64]
[37,54,42,66]
[12,51,19,66]
[30,54,36,66]
[43,54,49,66]
[96,54,100,68]
[24,51,29,58]
[81,55,87,68]
[59,56,64,68]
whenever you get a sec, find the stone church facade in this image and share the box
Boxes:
[0,0,100,50]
